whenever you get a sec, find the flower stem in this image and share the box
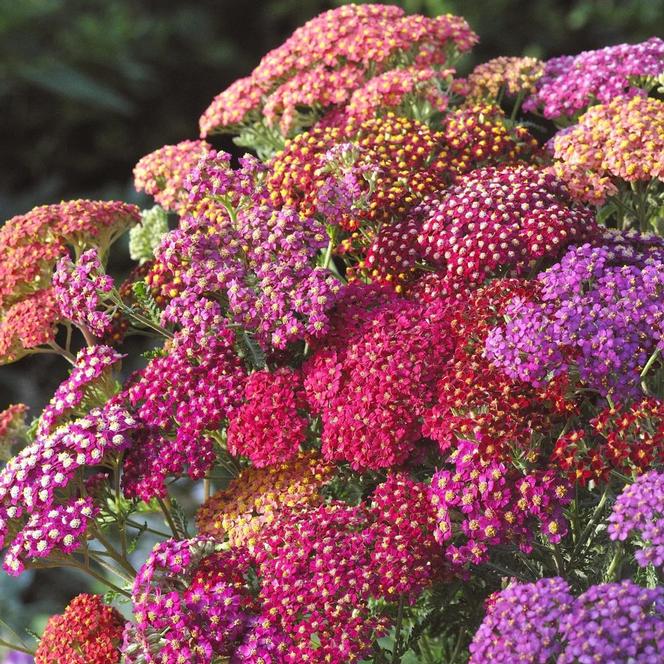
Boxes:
[157,497,181,539]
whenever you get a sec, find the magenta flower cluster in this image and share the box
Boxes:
[609,471,664,569]
[125,538,253,664]
[0,404,134,574]
[53,249,115,338]
[123,325,246,500]
[430,440,571,567]
[524,37,664,119]
[38,345,124,436]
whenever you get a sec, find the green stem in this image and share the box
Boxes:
[93,525,137,576]
[570,486,610,561]
[158,497,181,539]
[510,89,526,122]
[87,553,134,584]
[114,459,128,560]
[392,595,406,664]
[125,518,172,539]
[0,639,35,656]
[73,560,131,597]
[482,561,531,582]
[605,543,624,582]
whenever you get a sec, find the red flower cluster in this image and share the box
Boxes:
[423,280,576,462]
[227,368,309,468]
[552,398,664,485]
[35,594,125,664]
[303,285,454,469]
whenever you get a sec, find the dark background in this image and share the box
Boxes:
[0,0,663,655]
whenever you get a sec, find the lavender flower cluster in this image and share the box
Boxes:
[470,578,664,662]
[485,234,664,397]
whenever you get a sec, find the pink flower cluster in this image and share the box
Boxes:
[123,326,245,500]
[199,4,476,135]
[227,368,308,468]
[430,440,571,568]
[155,150,341,348]
[125,538,253,664]
[0,404,135,574]
[133,139,212,214]
[53,249,115,338]
[252,475,440,663]
[38,345,124,436]
[416,165,596,292]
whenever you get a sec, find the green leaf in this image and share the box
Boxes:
[17,62,132,114]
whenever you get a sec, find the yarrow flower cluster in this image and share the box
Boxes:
[423,279,576,460]
[53,249,115,338]
[0,404,134,574]
[470,578,664,663]
[430,440,571,567]
[154,150,342,348]
[133,140,212,215]
[38,345,124,436]
[466,56,544,100]
[303,285,453,469]
[123,325,246,500]
[416,165,596,292]
[124,538,253,664]
[199,4,476,135]
[468,577,574,662]
[552,398,664,484]
[524,37,664,119]
[226,368,308,468]
[35,593,125,664]
[5,6,664,664]
[196,452,334,549]
[486,235,664,397]
[550,95,664,206]
[252,475,440,664]
[609,471,664,568]
[0,200,138,363]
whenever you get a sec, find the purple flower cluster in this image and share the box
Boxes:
[524,37,664,119]
[125,538,252,664]
[469,577,574,662]
[155,150,341,349]
[53,249,115,338]
[609,471,664,569]
[485,234,664,397]
[0,404,134,574]
[558,581,664,662]
[122,326,246,500]
[471,578,664,662]
[38,345,124,436]
[232,618,288,664]
[314,144,371,226]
